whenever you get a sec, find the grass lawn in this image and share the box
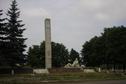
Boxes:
[0,72,126,84]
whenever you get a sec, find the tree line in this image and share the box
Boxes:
[81,26,126,71]
[27,41,79,68]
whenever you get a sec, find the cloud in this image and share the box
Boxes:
[78,0,126,22]
[80,0,104,10]
[22,8,50,18]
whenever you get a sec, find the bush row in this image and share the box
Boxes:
[0,67,33,74]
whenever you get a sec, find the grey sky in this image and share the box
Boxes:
[0,0,126,52]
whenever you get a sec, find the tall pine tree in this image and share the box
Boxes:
[6,0,27,67]
[0,10,8,66]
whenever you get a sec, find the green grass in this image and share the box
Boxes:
[0,72,126,84]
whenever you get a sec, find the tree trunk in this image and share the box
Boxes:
[123,64,125,73]
[11,66,14,75]
[113,64,116,72]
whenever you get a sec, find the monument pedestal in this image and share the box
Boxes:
[48,68,83,73]
[33,69,49,74]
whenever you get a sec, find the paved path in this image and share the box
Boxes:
[42,80,126,84]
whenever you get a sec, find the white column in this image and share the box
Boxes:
[45,18,52,69]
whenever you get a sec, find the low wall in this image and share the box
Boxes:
[0,67,33,74]
[83,69,95,73]
[33,69,49,74]
[48,68,83,73]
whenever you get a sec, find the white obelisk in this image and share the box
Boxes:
[45,18,52,69]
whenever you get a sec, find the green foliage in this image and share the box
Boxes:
[27,45,42,68]
[3,0,27,67]
[69,48,80,63]
[81,26,126,70]
[0,10,8,66]
[27,41,69,68]
[51,42,69,67]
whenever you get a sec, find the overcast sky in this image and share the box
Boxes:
[0,0,126,52]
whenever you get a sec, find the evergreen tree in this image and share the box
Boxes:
[6,0,27,67]
[0,10,7,66]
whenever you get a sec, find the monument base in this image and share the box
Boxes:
[48,68,83,73]
[33,69,49,74]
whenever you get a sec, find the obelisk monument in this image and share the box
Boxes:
[45,18,52,69]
